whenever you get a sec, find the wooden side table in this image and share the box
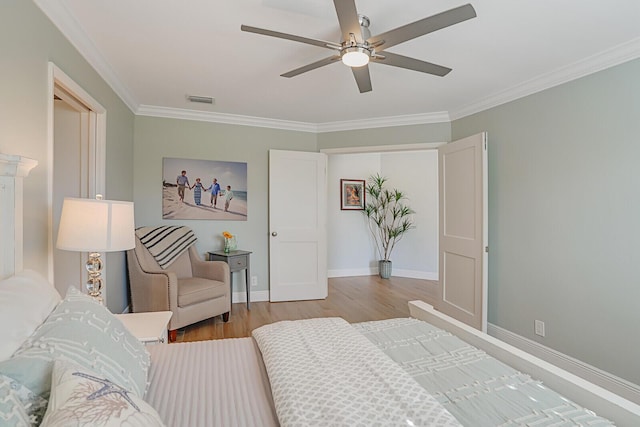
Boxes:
[115,311,173,345]
[208,250,252,310]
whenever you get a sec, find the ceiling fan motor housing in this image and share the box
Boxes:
[358,14,371,40]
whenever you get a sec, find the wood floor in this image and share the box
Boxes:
[176,275,438,343]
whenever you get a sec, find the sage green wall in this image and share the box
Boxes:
[0,1,135,313]
[317,122,451,150]
[132,117,317,295]
[132,118,449,298]
[452,58,640,385]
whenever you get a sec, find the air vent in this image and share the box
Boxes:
[186,95,215,105]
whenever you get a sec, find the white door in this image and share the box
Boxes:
[269,150,327,302]
[437,132,488,331]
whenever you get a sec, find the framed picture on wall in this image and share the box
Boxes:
[162,157,248,220]
[340,179,365,210]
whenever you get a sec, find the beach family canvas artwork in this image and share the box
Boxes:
[340,179,365,210]
[163,157,248,220]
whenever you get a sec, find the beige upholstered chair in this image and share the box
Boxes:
[127,235,230,342]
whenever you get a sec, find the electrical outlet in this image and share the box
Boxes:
[534,320,545,337]
[251,276,258,287]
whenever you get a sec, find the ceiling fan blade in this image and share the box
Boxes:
[351,65,372,93]
[281,55,341,78]
[241,25,340,50]
[372,51,451,77]
[367,4,476,52]
[333,0,363,43]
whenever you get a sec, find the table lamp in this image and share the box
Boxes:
[56,196,135,304]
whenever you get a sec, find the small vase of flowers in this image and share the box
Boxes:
[222,231,236,253]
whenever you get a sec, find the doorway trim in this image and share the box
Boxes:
[46,62,106,294]
[322,141,445,280]
[320,142,445,155]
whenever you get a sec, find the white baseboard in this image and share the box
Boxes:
[328,267,438,281]
[233,290,269,303]
[391,269,438,281]
[488,323,640,405]
[328,268,376,278]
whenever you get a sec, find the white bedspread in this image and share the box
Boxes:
[252,317,462,427]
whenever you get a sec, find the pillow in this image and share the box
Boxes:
[0,373,33,426]
[41,359,164,427]
[0,269,62,361]
[0,286,150,424]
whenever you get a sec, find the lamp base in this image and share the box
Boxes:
[86,252,104,304]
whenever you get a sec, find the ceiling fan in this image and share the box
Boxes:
[241,1,476,93]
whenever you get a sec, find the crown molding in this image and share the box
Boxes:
[137,106,450,133]
[450,37,640,121]
[136,105,319,133]
[315,112,450,133]
[34,0,139,112]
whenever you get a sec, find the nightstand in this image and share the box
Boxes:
[115,311,173,345]
[207,250,252,309]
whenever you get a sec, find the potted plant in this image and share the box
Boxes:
[363,174,414,279]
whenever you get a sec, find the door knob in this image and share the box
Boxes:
[271,232,277,237]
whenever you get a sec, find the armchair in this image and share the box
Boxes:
[127,235,230,342]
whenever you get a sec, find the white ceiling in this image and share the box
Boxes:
[36,0,640,131]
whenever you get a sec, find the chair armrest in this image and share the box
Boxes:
[127,249,179,314]
[189,246,230,285]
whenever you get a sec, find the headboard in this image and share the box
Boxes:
[0,153,38,279]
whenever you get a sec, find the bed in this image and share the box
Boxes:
[1,153,640,426]
[2,275,640,427]
[148,310,640,427]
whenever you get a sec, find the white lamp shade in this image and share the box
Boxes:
[56,197,135,252]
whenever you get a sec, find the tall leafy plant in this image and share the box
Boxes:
[363,174,414,261]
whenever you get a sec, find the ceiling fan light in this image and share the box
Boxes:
[341,48,370,67]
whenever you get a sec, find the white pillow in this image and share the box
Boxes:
[41,359,165,427]
[0,269,61,361]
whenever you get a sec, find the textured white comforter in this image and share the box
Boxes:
[252,317,462,427]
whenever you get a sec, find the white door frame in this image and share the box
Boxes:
[321,141,446,277]
[46,63,106,298]
[323,139,487,331]
[320,142,445,155]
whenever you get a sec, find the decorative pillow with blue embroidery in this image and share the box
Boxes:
[41,359,164,426]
